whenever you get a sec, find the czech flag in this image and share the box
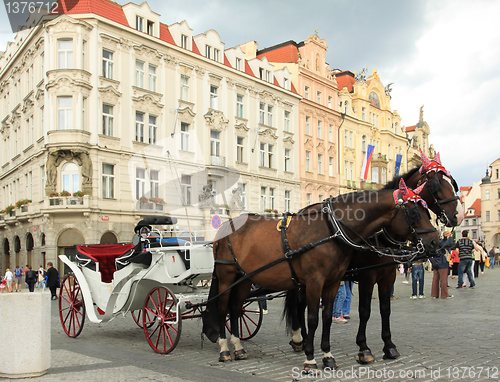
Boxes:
[361,144,375,180]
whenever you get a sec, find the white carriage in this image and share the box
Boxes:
[58,216,262,354]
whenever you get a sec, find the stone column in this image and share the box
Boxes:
[0,292,51,378]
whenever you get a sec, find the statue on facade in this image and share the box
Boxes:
[384,82,393,97]
[428,144,436,159]
[199,182,214,207]
[230,186,244,210]
[73,150,92,185]
[355,67,367,83]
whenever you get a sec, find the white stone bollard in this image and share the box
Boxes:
[0,291,51,378]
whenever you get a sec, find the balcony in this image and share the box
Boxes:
[44,196,90,211]
[210,155,226,166]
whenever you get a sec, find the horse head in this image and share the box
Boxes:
[390,179,439,253]
[418,148,462,227]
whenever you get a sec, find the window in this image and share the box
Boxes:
[180,123,189,151]
[284,149,291,172]
[236,137,244,162]
[147,20,154,36]
[210,85,218,109]
[102,49,114,79]
[57,39,73,69]
[328,96,332,109]
[57,96,72,130]
[305,116,310,135]
[82,40,86,70]
[205,45,211,59]
[304,86,309,99]
[472,218,477,226]
[306,193,311,205]
[486,211,490,222]
[236,94,244,118]
[238,182,247,209]
[362,135,367,152]
[486,190,490,200]
[235,58,242,71]
[319,194,323,202]
[260,187,267,211]
[180,75,189,101]
[317,121,322,139]
[349,131,353,148]
[266,70,271,83]
[317,154,323,174]
[283,78,289,90]
[136,15,143,32]
[148,64,157,92]
[259,103,265,124]
[362,107,366,121]
[260,143,266,167]
[40,165,45,198]
[497,169,499,179]
[102,104,114,136]
[317,91,321,104]
[267,106,273,127]
[135,60,145,88]
[148,115,157,144]
[135,168,146,199]
[284,111,290,132]
[381,167,387,184]
[372,167,379,183]
[329,125,333,142]
[259,67,264,80]
[285,190,291,212]
[498,210,500,221]
[305,151,311,172]
[181,175,192,205]
[267,144,274,168]
[181,34,188,49]
[62,162,79,194]
[269,188,275,210]
[150,170,159,198]
[344,130,348,147]
[210,130,220,156]
[82,98,86,130]
[102,164,115,199]
[472,230,478,239]
[213,48,220,62]
[329,157,334,177]
[498,188,500,199]
[135,112,144,142]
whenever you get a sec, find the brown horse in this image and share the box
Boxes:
[284,152,462,365]
[202,180,439,371]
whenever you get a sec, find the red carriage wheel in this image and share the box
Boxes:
[143,286,182,354]
[59,274,86,338]
[225,299,263,340]
[131,310,154,328]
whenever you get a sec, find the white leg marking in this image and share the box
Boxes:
[323,351,333,358]
[219,338,229,352]
[292,329,303,343]
[230,334,243,351]
[304,358,317,365]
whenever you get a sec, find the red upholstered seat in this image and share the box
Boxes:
[76,244,135,283]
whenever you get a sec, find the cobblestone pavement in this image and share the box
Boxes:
[6,268,500,381]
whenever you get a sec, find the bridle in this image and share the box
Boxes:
[417,170,459,226]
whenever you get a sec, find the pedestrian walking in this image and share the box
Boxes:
[455,230,481,289]
[3,268,13,293]
[488,246,496,269]
[342,281,353,319]
[25,266,37,292]
[410,261,425,299]
[431,231,454,299]
[332,282,348,323]
[450,248,460,278]
[13,265,23,292]
[37,265,46,291]
[45,262,60,300]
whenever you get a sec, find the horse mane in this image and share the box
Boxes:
[382,166,421,190]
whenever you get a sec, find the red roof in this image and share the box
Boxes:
[244,60,255,77]
[335,71,355,92]
[406,125,416,132]
[460,186,472,195]
[192,39,201,55]
[257,43,299,63]
[465,198,481,217]
[53,0,129,27]
[159,23,176,45]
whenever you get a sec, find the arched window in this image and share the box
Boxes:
[62,162,80,193]
[362,135,367,152]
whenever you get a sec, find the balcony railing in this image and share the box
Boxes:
[210,155,226,166]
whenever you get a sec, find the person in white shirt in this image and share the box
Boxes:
[3,268,13,292]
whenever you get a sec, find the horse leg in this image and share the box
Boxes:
[356,279,376,364]
[229,280,252,360]
[379,272,400,360]
[303,282,323,372]
[320,287,338,370]
[285,289,305,352]
[216,266,238,362]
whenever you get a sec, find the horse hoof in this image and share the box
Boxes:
[218,350,232,362]
[383,347,400,360]
[303,363,318,375]
[289,340,304,352]
[322,356,338,370]
[357,350,375,364]
[234,349,248,360]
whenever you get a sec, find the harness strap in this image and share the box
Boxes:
[279,213,302,288]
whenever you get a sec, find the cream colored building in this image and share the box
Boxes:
[250,34,342,207]
[0,0,300,274]
[480,159,500,248]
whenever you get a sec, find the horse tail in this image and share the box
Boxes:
[282,288,306,335]
[202,266,221,343]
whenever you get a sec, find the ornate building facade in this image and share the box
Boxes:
[480,159,500,248]
[0,0,301,274]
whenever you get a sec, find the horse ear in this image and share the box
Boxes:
[435,152,442,164]
[419,148,432,169]
[413,182,426,195]
[399,178,409,195]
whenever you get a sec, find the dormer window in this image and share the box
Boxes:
[236,58,242,71]
[205,45,211,59]
[181,34,188,49]
[259,68,264,80]
[283,78,289,90]
[147,20,154,36]
[213,48,220,62]
[136,15,143,32]
[266,70,271,83]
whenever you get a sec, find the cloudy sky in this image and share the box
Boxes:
[0,0,498,188]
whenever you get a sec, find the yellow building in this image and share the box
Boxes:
[480,159,500,248]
